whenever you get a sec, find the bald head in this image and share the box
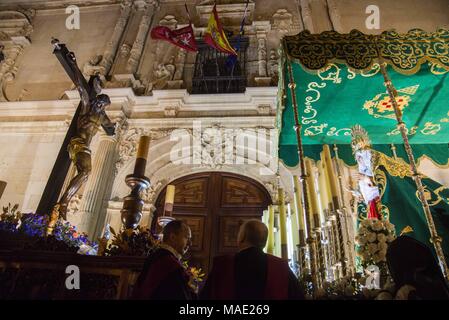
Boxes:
[237,219,268,250]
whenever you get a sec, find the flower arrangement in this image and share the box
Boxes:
[105,226,160,256]
[0,203,22,232]
[355,218,396,267]
[317,274,366,300]
[0,204,97,254]
[182,261,205,294]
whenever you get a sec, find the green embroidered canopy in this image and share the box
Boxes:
[277,29,449,167]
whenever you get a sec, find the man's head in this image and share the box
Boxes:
[237,219,268,251]
[162,220,192,256]
[94,93,111,111]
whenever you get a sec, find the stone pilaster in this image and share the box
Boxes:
[126,0,158,74]
[79,133,119,240]
[254,22,271,87]
[99,0,133,76]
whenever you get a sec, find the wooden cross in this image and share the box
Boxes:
[36,39,115,216]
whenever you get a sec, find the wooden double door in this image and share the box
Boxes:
[153,172,271,274]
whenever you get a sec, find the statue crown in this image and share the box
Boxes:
[351,125,371,153]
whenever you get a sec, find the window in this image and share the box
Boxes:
[191,38,248,94]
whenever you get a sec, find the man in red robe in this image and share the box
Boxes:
[200,220,304,300]
[132,220,195,300]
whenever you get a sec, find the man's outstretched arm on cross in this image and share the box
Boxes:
[67,52,90,113]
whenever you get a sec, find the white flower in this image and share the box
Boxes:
[386,234,395,242]
[368,243,378,254]
[358,226,368,235]
[372,220,383,231]
[367,233,377,243]
[385,221,395,231]
[379,242,388,251]
[377,233,386,243]
[379,249,387,261]
[373,253,382,263]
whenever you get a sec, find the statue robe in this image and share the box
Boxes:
[371,151,449,261]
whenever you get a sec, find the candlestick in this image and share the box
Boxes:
[121,135,151,230]
[305,159,320,228]
[267,205,275,254]
[278,188,288,259]
[322,145,339,210]
[164,184,176,215]
[134,135,150,176]
[293,175,306,244]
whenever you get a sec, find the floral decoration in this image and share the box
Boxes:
[182,260,205,294]
[355,218,396,267]
[105,226,160,256]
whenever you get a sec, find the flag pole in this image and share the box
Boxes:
[376,48,449,281]
[283,39,319,294]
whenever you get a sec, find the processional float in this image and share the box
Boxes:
[276,28,449,292]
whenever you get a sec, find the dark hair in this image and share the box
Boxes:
[162,220,188,240]
[95,94,111,107]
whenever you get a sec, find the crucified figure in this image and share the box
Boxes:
[51,40,114,221]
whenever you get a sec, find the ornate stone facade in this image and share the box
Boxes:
[0,0,448,236]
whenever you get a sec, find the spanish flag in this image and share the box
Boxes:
[204,5,237,56]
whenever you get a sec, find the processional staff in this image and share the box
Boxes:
[376,50,449,280]
[283,39,319,294]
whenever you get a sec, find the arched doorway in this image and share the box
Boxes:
[153,172,271,273]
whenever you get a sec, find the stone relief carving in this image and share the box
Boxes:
[257,105,272,115]
[268,49,279,84]
[119,44,132,58]
[164,106,179,117]
[272,9,293,34]
[140,179,166,205]
[257,38,267,77]
[115,127,173,174]
[67,194,82,215]
[83,54,103,77]
[0,45,24,102]
[127,1,158,74]
[149,56,176,90]
[0,10,33,101]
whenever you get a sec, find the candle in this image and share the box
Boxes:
[305,158,321,229]
[317,160,330,221]
[164,185,176,215]
[134,135,150,176]
[293,175,306,245]
[278,188,288,259]
[289,202,300,260]
[267,205,275,254]
[322,144,339,210]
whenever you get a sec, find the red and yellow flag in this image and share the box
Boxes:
[204,5,237,56]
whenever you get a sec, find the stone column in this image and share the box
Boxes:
[127,0,158,74]
[79,133,119,240]
[99,0,133,76]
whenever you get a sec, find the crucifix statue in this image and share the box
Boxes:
[38,39,115,233]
